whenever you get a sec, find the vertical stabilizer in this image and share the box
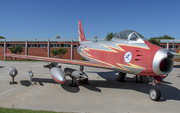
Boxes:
[78,20,87,42]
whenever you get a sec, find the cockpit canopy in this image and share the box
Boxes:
[112,30,145,41]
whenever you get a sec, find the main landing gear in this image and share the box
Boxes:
[79,65,89,85]
[69,66,89,87]
[116,72,162,101]
[116,72,126,82]
[135,75,143,83]
[69,78,78,87]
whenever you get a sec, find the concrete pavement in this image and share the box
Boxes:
[0,61,180,113]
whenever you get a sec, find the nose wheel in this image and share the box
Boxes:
[149,87,161,101]
[148,76,162,101]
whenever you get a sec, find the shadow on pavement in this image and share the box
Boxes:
[173,64,180,68]
[0,66,4,68]
[20,80,31,87]
[20,70,180,101]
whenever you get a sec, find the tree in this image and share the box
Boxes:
[51,49,58,57]
[159,35,174,39]
[51,48,67,58]
[106,32,116,41]
[8,45,24,60]
[57,48,67,58]
[149,35,174,46]
[148,38,160,46]
[8,46,18,54]
[0,36,5,39]
[17,45,24,54]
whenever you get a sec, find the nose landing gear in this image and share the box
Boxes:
[149,87,161,101]
[148,76,162,101]
[116,72,162,101]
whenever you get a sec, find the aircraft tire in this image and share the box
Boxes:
[117,72,126,82]
[149,87,161,101]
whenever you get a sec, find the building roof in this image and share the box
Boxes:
[0,38,105,42]
[160,39,180,43]
[4,38,179,43]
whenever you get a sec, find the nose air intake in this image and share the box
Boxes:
[153,49,174,75]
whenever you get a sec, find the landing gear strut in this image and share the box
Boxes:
[116,72,126,82]
[148,76,161,101]
[135,75,143,83]
[69,78,78,87]
[79,65,89,85]
[80,65,84,72]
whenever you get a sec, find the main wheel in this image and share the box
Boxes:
[116,72,126,82]
[149,87,161,101]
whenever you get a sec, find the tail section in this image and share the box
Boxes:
[78,20,87,42]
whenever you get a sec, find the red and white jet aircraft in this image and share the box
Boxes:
[4,20,179,101]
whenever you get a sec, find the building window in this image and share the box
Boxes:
[0,44,4,47]
[51,44,60,48]
[174,45,179,49]
[16,44,25,47]
[161,45,166,48]
[7,44,15,47]
[28,44,37,47]
[169,45,179,49]
[38,44,47,48]
[73,45,78,48]
[61,44,70,48]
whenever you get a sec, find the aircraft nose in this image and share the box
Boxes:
[152,49,174,75]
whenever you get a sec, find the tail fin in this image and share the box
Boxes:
[78,20,87,42]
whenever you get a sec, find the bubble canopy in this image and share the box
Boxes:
[112,30,145,41]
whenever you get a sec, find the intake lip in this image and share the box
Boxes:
[153,49,174,75]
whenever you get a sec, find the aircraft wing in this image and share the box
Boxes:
[173,55,180,62]
[168,51,180,62]
[4,53,113,69]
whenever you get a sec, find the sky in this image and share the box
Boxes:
[1,0,180,39]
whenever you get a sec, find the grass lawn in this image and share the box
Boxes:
[2,60,45,62]
[0,108,66,113]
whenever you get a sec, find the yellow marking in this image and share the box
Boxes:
[80,51,146,72]
[79,52,92,57]
[83,43,149,54]
[81,48,92,57]
[117,63,145,70]
[101,44,126,52]
[128,63,146,69]
[117,44,150,50]
[79,53,114,67]
[83,48,90,51]
[116,63,131,72]
[83,44,125,53]
[84,48,116,52]
[80,52,138,72]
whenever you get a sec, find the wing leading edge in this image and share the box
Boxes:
[4,53,113,69]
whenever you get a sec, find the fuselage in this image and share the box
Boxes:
[77,36,174,76]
